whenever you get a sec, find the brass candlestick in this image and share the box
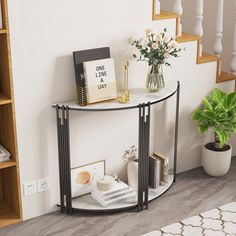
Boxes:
[119,61,130,103]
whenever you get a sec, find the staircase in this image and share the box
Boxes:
[146,0,236,172]
[153,0,236,91]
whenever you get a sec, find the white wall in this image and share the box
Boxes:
[7,0,235,220]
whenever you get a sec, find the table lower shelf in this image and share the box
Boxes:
[65,174,174,213]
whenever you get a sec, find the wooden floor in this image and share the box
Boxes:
[1,159,236,236]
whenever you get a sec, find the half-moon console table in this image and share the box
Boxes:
[53,80,180,215]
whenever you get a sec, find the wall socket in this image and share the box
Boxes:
[23,181,37,196]
[37,178,49,192]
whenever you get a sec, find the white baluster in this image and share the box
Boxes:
[214,0,224,75]
[194,0,204,57]
[173,0,183,37]
[230,1,236,75]
[214,0,224,56]
[155,0,161,15]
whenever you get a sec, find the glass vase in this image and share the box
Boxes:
[146,64,165,92]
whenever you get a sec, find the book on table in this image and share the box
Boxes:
[149,155,161,189]
[91,181,136,206]
[152,152,169,186]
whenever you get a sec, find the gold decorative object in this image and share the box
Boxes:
[119,61,130,103]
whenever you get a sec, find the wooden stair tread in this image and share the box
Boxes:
[216,71,236,83]
[0,161,17,169]
[197,53,220,64]
[0,92,12,105]
[177,33,200,43]
[153,10,179,21]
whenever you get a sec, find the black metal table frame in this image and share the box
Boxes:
[54,81,180,215]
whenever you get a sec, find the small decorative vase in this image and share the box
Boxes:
[127,159,138,192]
[146,64,165,92]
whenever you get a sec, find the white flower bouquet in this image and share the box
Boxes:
[130,28,182,66]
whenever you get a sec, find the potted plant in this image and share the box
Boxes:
[129,28,182,92]
[192,88,236,176]
[122,145,138,191]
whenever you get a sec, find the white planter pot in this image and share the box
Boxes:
[202,143,232,177]
[127,160,138,192]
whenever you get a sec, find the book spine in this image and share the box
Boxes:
[91,193,108,207]
[149,156,155,188]
[156,160,161,187]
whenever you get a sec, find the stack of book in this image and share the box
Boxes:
[149,152,169,188]
[91,181,136,207]
[0,145,10,162]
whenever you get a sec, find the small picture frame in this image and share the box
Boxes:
[71,160,105,198]
[83,58,117,104]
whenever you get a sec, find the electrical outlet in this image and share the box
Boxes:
[37,178,49,192]
[23,181,37,196]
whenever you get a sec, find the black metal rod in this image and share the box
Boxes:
[141,104,146,210]
[56,105,64,213]
[65,107,71,215]
[61,106,66,213]
[142,104,147,209]
[62,106,70,214]
[145,103,151,208]
[138,104,142,211]
[60,107,66,212]
[174,81,180,182]
[63,106,70,215]
[65,106,73,214]
[61,108,66,213]
[138,104,143,211]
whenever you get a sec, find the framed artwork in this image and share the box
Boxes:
[71,160,105,198]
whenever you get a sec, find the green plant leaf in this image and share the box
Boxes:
[192,88,236,147]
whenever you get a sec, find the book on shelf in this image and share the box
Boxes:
[92,191,136,207]
[91,181,136,206]
[153,152,169,186]
[93,181,130,198]
[0,145,11,162]
[73,47,111,106]
[149,155,161,189]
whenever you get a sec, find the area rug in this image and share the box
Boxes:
[143,202,236,236]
